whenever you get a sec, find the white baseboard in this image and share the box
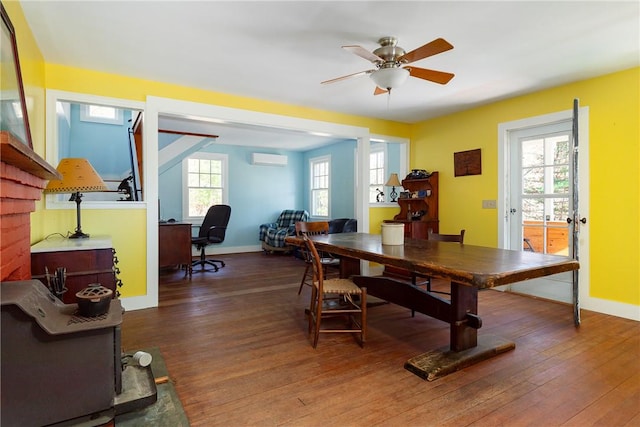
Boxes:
[493,286,640,322]
[581,296,640,321]
[199,245,262,255]
[121,294,157,311]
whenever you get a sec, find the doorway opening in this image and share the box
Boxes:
[497,108,589,304]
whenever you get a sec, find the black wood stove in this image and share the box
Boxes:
[1,280,156,426]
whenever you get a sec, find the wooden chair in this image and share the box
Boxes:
[412,229,466,294]
[295,221,340,295]
[303,235,367,348]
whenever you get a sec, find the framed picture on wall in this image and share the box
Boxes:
[454,148,482,177]
[1,3,33,149]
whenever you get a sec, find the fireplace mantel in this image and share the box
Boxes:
[1,131,59,180]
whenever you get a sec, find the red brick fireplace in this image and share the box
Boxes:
[0,131,59,282]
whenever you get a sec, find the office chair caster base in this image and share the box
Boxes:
[192,260,220,272]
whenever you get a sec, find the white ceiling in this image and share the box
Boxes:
[21,1,639,149]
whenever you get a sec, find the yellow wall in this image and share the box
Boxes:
[411,67,640,306]
[369,207,400,234]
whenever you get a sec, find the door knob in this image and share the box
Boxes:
[567,217,587,224]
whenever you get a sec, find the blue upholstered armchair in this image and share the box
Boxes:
[259,210,309,252]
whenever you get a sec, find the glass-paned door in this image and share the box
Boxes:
[509,121,573,302]
[520,133,571,255]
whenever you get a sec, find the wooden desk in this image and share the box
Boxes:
[286,232,579,380]
[159,222,192,276]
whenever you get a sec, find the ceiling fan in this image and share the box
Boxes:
[322,36,455,95]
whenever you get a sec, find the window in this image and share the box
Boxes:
[310,155,330,217]
[369,148,385,203]
[80,104,124,125]
[183,152,228,219]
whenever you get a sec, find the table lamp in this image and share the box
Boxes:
[44,158,108,239]
[385,173,402,202]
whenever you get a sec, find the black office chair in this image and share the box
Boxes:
[191,205,231,272]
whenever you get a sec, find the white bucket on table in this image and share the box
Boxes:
[381,223,405,245]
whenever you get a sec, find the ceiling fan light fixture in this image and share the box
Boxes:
[370,67,410,90]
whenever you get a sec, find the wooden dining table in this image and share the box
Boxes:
[286,232,579,380]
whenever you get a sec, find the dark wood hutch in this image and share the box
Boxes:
[384,172,439,239]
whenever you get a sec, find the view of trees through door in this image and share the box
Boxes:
[519,130,571,256]
[507,120,574,303]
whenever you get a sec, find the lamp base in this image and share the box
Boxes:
[390,187,398,203]
[69,191,90,239]
[69,230,90,239]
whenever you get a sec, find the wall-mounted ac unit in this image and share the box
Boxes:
[251,153,288,167]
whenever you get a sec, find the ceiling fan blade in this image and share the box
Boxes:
[399,38,454,64]
[406,66,455,85]
[321,69,373,85]
[374,87,388,96]
[342,45,384,64]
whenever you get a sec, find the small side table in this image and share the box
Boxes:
[31,236,119,304]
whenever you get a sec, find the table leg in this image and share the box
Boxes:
[450,281,478,351]
[405,281,515,381]
[349,275,515,380]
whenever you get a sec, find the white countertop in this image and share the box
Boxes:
[31,235,113,253]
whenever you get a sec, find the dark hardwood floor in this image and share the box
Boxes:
[121,252,640,426]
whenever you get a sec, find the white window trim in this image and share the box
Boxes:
[309,154,331,218]
[369,144,387,206]
[79,103,124,125]
[181,152,229,222]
